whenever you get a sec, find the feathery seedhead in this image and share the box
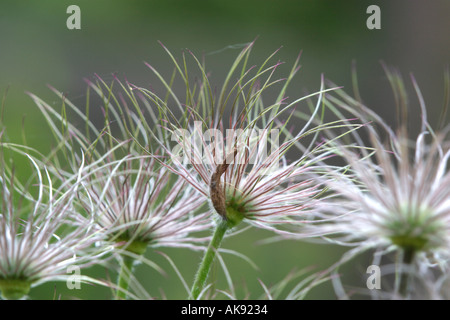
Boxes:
[311,68,450,298]
[127,43,342,234]
[322,130,450,254]
[77,154,211,255]
[0,153,102,300]
[162,114,331,234]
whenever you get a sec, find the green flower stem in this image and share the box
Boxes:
[190,219,229,300]
[398,247,416,297]
[114,239,147,300]
[115,255,135,300]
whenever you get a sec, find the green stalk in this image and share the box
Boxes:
[115,255,135,300]
[190,219,229,300]
[114,238,147,300]
[398,247,416,298]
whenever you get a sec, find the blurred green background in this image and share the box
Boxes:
[1,0,449,300]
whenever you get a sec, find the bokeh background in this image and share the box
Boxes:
[0,0,449,300]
